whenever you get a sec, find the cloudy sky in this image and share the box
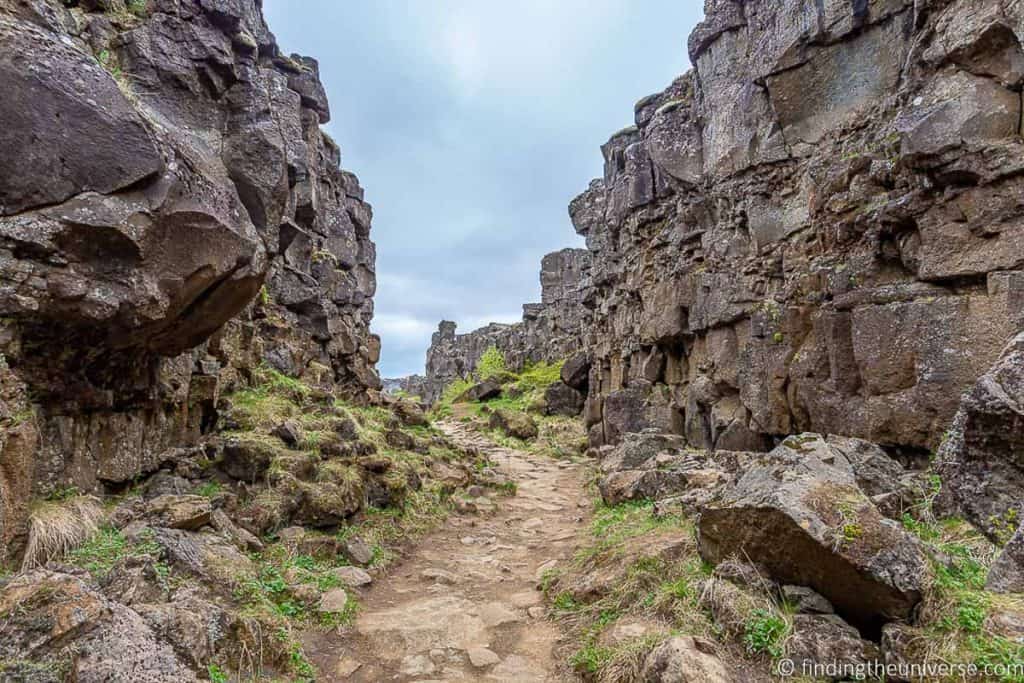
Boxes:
[263,1,702,377]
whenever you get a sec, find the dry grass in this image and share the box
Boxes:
[22,496,104,570]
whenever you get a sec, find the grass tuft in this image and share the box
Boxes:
[22,496,104,570]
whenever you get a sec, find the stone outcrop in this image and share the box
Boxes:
[421,248,591,403]
[571,0,1024,453]
[936,331,1024,540]
[0,0,378,559]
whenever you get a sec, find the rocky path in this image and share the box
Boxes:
[305,420,590,681]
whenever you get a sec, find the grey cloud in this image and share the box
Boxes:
[263,1,702,376]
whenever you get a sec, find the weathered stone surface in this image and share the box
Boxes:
[599,468,690,506]
[488,409,539,440]
[543,381,584,416]
[392,399,428,426]
[786,614,882,677]
[319,587,349,613]
[272,419,304,448]
[334,565,373,588]
[0,570,196,682]
[698,434,929,632]
[0,0,381,556]
[987,520,1024,594]
[560,354,591,391]
[407,0,1024,471]
[343,535,374,566]
[937,332,1024,541]
[640,635,734,682]
[144,495,213,531]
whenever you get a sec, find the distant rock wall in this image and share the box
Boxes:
[421,248,592,403]
[0,0,379,556]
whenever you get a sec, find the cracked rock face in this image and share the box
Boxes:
[572,0,1024,454]
[0,0,378,556]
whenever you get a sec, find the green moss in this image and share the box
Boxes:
[125,0,148,17]
[989,508,1020,546]
[195,481,223,498]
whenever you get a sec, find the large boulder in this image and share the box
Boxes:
[786,614,882,678]
[543,381,584,416]
[597,430,741,506]
[641,636,734,682]
[697,434,929,633]
[455,378,503,403]
[560,354,591,391]
[599,469,690,506]
[937,332,1024,542]
[488,409,539,440]
[144,495,213,531]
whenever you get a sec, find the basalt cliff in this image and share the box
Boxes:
[0,0,380,567]
[422,0,1024,533]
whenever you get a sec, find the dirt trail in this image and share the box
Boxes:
[305,420,590,681]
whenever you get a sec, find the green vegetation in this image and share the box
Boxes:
[476,345,508,379]
[195,481,223,498]
[579,499,687,563]
[66,526,167,581]
[899,514,1024,681]
[434,346,564,418]
[206,664,228,683]
[569,642,615,674]
[126,0,148,17]
[742,609,789,658]
[546,498,729,680]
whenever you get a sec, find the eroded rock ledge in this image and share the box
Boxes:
[0,0,380,557]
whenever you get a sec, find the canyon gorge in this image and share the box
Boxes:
[1,0,1023,681]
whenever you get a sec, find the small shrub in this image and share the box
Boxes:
[570,642,614,674]
[743,609,788,659]
[207,664,228,683]
[475,346,507,380]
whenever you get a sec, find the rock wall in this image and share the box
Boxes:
[0,0,379,557]
[418,0,1024,456]
[421,247,591,403]
[571,0,1024,452]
